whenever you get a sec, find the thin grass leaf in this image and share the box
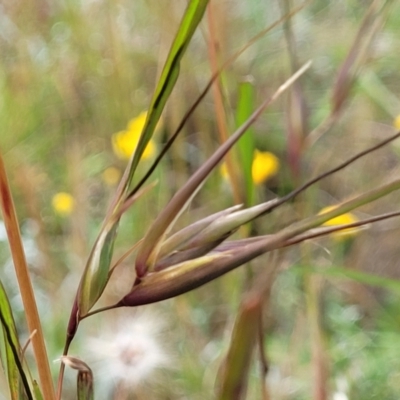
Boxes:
[77,219,118,318]
[236,80,255,205]
[265,129,400,217]
[301,266,400,294]
[282,0,308,180]
[135,61,312,278]
[217,293,261,400]
[110,0,209,213]
[358,69,400,116]
[331,0,391,115]
[0,282,31,400]
[307,0,393,147]
[217,255,277,400]
[32,381,44,400]
[74,182,155,320]
[207,2,243,204]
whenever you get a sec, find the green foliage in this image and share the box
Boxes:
[0,282,31,399]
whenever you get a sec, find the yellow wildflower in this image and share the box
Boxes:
[52,192,74,216]
[252,150,280,185]
[319,205,359,239]
[112,111,157,160]
[220,162,229,180]
[394,115,400,130]
[220,150,280,185]
[102,167,121,186]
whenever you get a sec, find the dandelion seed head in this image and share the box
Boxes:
[85,313,169,392]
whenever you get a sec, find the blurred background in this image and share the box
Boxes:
[1,0,400,399]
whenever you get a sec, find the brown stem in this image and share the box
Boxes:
[0,152,55,400]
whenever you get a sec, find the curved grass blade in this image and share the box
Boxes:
[74,182,156,320]
[77,219,119,318]
[216,294,261,400]
[0,282,32,400]
[135,62,312,278]
[303,266,400,294]
[32,381,44,400]
[110,0,209,213]
[217,256,277,400]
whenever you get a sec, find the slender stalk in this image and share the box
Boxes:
[207,2,243,204]
[0,152,55,400]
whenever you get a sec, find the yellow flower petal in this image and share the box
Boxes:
[394,115,400,130]
[52,192,74,216]
[319,205,359,238]
[102,167,121,186]
[220,151,279,185]
[252,150,279,185]
[112,111,157,160]
[127,111,148,132]
[220,163,229,180]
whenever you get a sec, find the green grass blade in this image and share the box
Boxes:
[117,0,209,203]
[32,381,44,400]
[0,282,32,400]
[77,220,119,317]
[235,80,255,206]
[303,266,400,294]
[217,294,260,400]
